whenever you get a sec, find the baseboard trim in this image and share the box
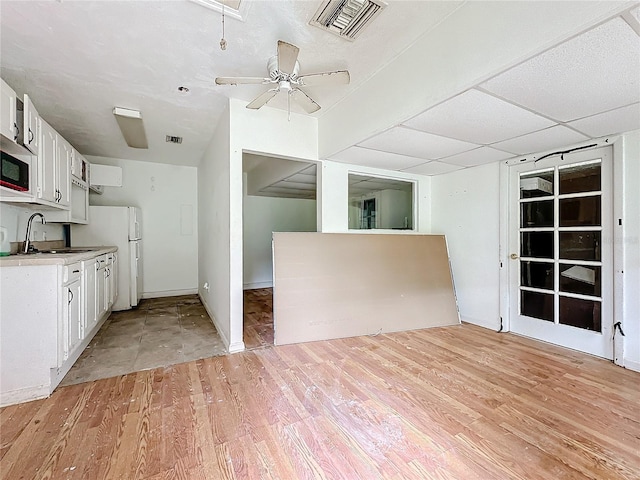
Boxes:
[198,293,231,352]
[243,281,273,290]
[0,385,49,408]
[460,315,500,332]
[228,341,246,353]
[142,289,198,299]
[623,359,640,372]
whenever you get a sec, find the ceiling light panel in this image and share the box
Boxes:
[113,107,148,149]
[491,125,589,155]
[439,146,514,167]
[329,146,425,170]
[568,103,640,138]
[358,127,478,160]
[402,161,464,176]
[481,18,640,122]
[404,89,555,144]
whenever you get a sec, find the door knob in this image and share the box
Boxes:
[510,253,519,260]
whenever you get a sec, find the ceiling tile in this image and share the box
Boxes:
[403,89,555,144]
[491,125,589,155]
[358,127,478,160]
[286,173,317,184]
[568,103,640,138]
[279,181,316,190]
[439,146,514,167]
[401,161,464,176]
[329,146,426,170]
[481,17,640,122]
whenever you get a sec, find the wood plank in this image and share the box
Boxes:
[1,323,639,480]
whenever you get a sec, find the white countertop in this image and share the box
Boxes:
[0,246,117,267]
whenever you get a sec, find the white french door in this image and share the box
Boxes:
[508,146,613,359]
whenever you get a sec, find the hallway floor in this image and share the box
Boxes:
[60,295,226,386]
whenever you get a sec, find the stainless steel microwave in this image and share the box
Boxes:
[0,151,30,192]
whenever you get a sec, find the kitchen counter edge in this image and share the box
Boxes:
[0,247,118,267]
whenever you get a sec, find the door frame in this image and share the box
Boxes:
[498,135,625,364]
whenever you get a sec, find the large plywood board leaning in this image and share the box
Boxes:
[272,233,460,345]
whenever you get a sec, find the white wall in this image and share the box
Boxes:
[85,155,198,297]
[198,105,236,351]
[431,162,501,330]
[243,180,316,289]
[0,203,65,245]
[620,130,640,370]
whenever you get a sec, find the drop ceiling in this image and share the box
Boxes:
[0,1,638,183]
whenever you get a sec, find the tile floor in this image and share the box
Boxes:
[60,294,227,386]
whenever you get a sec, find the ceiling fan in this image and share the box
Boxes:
[215,40,350,114]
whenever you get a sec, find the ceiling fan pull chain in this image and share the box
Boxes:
[220,4,227,51]
[288,90,291,122]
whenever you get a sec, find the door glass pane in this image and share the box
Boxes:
[521,201,553,227]
[521,261,554,290]
[520,170,554,199]
[559,231,601,261]
[521,290,554,321]
[559,163,600,194]
[559,264,601,297]
[559,196,601,227]
[559,296,601,332]
[521,232,554,258]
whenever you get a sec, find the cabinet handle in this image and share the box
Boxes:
[13,123,19,142]
[72,269,80,273]
[28,128,34,144]
[68,290,74,304]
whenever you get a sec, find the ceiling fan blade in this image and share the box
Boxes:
[277,40,300,74]
[292,89,321,114]
[215,77,272,85]
[298,70,350,87]
[246,89,279,109]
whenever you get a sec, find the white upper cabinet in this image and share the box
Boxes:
[38,119,57,204]
[23,94,40,154]
[56,133,71,207]
[1,79,18,143]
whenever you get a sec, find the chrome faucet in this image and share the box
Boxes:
[23,213,46,253]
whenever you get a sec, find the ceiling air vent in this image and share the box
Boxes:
[166,135,183,144]
[310,0,387,41]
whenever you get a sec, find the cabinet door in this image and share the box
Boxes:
[23,94,40,154]
[97,260,106,320]
[38,120,57,203]
[0,79,17,142]
[67,279,82,355]
[84,260,97,334]
[111,254,118,305]
[56,135,71,207]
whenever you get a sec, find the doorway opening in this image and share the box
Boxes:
[242,152,318,349]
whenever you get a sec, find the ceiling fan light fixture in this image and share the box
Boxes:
[113,107,148,149]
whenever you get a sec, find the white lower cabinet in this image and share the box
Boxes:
[61,264,82,366]
[96,255,107,321]
[0,249,118,407]
[82,257,98,335]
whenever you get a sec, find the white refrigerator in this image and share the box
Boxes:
[72,206,142,311]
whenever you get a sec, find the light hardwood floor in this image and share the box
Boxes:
[1,323,638,479]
